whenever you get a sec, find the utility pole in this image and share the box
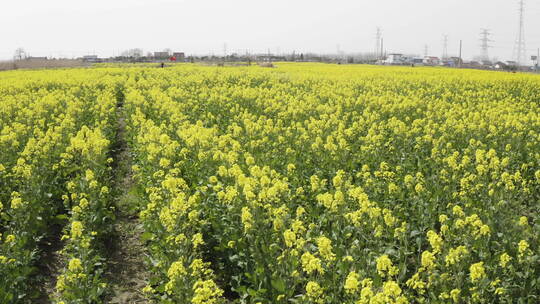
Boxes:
[459,40,463,68]
[479,29,492,62]
[375,27,382,60]
[424,44,429,57]
[442,35,448,60]
[537,48,539,72]
[380,38,384,61]
[513,0,526,66]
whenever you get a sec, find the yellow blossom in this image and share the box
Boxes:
[301,252,323,274]
[316,236,335,261]
[306,281,323,299]
[376,255,398,277]
[499,252,512,268]
[470,262,486,282]
[344,271,360,293]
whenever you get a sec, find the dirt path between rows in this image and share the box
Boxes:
[104,97,152,304]
[34,223,64,303]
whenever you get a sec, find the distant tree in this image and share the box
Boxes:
[300,53,304,61]
[131,48,143,58]
[14,48,26,61]
[121,48,144,58]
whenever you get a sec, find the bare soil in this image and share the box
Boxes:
[104,110,153,304]
[34,223,65,303]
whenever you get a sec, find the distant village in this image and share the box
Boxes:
[76,50,538,72]
[3,48,539,73]
[379,53,530,71]
[77,51,187,63]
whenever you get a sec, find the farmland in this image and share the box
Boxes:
[0,63,539,303]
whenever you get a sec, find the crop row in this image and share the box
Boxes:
[0,70,124,302]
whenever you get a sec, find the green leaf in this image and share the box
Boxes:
[271,278,286,293]
[141,232,154,242]
[55,214,69,221]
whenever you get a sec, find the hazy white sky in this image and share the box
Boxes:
[1,0,539,61]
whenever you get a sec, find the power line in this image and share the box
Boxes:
[479,29,492,61]
[513,0,526,65]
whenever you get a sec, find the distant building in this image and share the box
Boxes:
[27,56,48,61]
[172,52,185,61]
[481,60,493,66]
[255,54,286,62]
[423,56,440,66]
[82,55,100,63]
[494,61,507,69]
[442,57,462,67]
[384,54,404,65]
[410,57,424,65]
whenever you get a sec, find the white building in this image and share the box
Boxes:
[423,56,440,66]
[384,54,404,65]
